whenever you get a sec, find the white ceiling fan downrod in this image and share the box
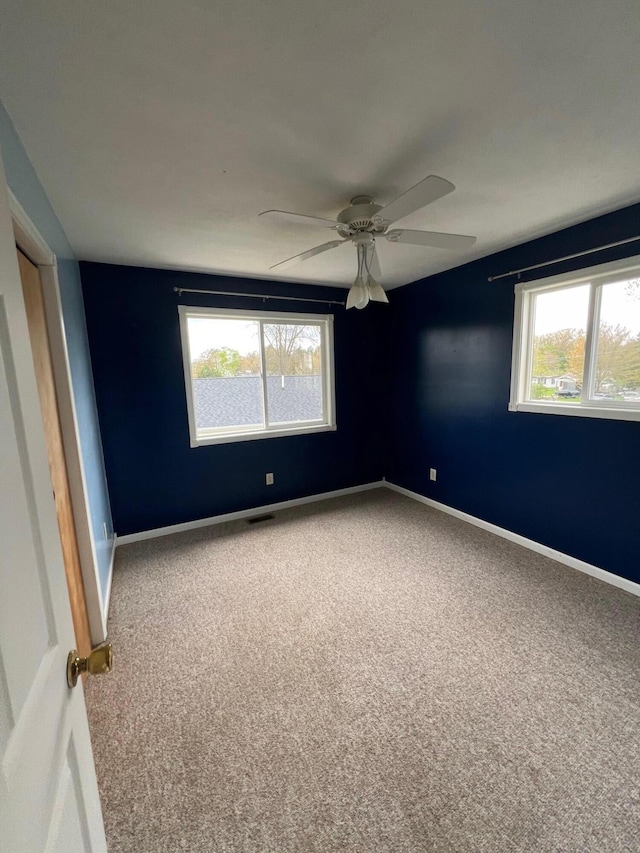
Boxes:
[346,233,389,310]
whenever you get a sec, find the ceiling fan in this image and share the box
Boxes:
[259,175,476,309]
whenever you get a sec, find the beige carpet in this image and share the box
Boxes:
[85,489,640,852]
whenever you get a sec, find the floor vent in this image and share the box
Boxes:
[247,513,275,525]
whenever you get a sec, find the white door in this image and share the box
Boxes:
[0,156,107,849]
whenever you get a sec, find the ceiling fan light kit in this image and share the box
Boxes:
[346,232,389,310]
[260,175,477,309]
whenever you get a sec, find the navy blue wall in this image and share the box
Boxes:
[386,202,640,584]
[81,263,386,536]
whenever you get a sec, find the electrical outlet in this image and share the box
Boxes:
[265,472,274,485]
[429,468,437,482]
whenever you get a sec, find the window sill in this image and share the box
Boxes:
[508,402,640,422]
[190,422,337,447]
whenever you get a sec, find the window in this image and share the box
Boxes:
[179,306,336,445]
[509,256,640,421]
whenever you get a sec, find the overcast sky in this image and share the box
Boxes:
[534,278,639,336]
[187,317,261,358]
[187,316,325,359]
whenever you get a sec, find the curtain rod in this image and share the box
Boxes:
[488,235,640,282]
[174,286,345,306]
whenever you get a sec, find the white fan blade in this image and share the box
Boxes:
[368,281,389,304]
[369,243,382,279]
[375,175,455,225]
[346,283,369,310]
[269,240,345,270]
[385,229,476,251]
[259,209,341,228]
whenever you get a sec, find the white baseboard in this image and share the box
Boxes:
[102,537,116,629]
[115,481,385,546]
[113,477,638,600]
[384,480,640,599]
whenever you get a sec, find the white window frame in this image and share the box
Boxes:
[509,255,640,422]
[179,306,337,446]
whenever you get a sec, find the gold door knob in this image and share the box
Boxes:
[67,641,113,688]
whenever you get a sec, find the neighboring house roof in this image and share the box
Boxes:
[193,376,323,429]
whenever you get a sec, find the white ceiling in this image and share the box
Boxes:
[1,0,639,290]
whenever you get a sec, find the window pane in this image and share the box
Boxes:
[527,285,589,402]
[187,317,264,433]
[263,323,324,424]
[591,277,640,401]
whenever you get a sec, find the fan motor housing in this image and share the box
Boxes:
[336,196,384,235]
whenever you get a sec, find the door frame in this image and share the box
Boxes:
[9,190,110,643]
[0,148,107,852]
